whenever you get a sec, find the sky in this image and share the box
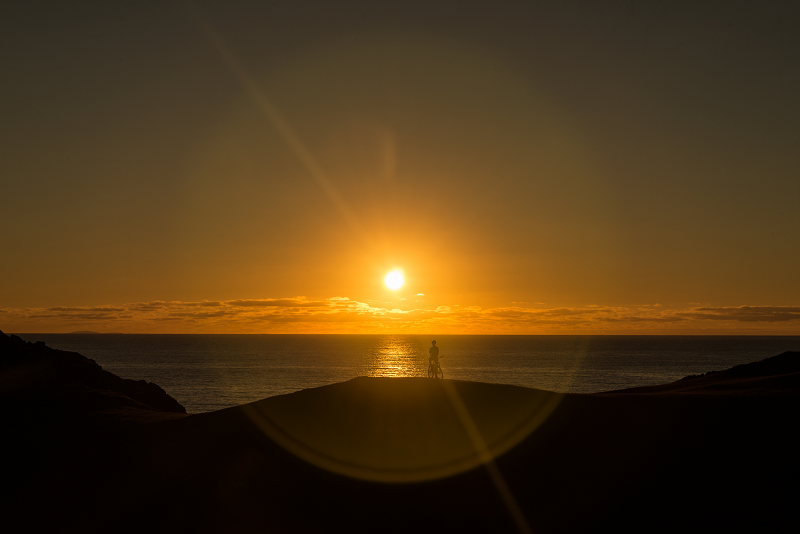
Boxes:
[2,0,799,334]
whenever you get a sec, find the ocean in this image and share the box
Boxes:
[14,334,800,413]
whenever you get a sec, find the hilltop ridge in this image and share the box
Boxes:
[0,330,185,416]
[599,350,800,395]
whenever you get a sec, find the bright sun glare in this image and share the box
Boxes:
[385,270,404,290]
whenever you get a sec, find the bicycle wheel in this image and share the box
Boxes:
[436,365,443,379]
[427,364,434,378]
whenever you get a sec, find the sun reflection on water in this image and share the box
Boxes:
[363,336,425,377]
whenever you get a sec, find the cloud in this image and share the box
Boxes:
[678,306,800,322]
[46,306,126,312]
[598,316,684,323]
[226,299,328,307]
[168,311,229,318]
[2,299,799,334]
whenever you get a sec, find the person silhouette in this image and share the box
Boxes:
[428,340,439,368]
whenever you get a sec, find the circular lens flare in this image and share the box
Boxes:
[384,270,404,290]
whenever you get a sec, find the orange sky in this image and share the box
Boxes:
[2,1,799,334]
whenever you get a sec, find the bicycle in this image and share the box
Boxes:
[427,357,443,379]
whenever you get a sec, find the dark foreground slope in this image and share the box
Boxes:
[0,331,185,417]
[1,332,798,533]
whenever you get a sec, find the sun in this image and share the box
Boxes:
[384,270,404,290]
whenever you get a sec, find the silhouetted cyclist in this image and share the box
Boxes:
[428,340,439,367]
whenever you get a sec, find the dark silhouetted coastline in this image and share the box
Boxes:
[1,330,797,533]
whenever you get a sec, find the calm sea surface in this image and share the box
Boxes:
[14,334,800,413]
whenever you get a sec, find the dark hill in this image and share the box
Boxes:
[1,333,797,533]
[598,350,800,396]
[0,330,185,415]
